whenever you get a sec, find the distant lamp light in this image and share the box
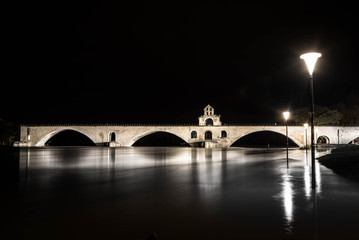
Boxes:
[300,52,322,76]
[283,111,290,121]
[304,123,308,129]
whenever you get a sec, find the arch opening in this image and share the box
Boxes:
[231,131,299,148]
[205,131,212,140]
[317,136,330,144]
[349,136,359,145]
[221,130,227,138]
[45,130,96,146]
[132,131,190,147]
[205,118,213,126]
[109,132,116,142]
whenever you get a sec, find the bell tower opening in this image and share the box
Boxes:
[204,105,214,116]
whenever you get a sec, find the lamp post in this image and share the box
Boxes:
[283,111,290,168]
[304,123,308,149]
[300,52,321,189]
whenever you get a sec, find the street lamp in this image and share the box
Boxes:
[283,111,290,168]
[304,123,308,149]
[300,52,321,189]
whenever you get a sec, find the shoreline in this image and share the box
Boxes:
[318,145,359,181]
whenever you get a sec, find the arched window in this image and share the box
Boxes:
[205,131,212,140]
[110,132,116,142]
[191,131,197,139]
[221,130,227,138]
[205,118,214,126]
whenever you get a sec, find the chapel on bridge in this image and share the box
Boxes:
[198,104,222,126]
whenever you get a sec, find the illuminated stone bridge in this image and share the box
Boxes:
[17,105,359,148]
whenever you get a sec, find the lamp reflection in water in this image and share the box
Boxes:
[315,159,321,194]
[312,160,322,239]
[303,149,322,238]
[303,151,322,199]
[281,169,294,234]
[303,153,311,199]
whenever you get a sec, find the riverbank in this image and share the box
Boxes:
[318,145,359,181]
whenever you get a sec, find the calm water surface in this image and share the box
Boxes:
[4,147,359,239]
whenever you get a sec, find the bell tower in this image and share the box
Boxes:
[198,104,222,126]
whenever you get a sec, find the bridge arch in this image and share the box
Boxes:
[35,128,97,146]
[229,130,301,147]
[317,135,330,144]
[347,136,359,144]
[129,130,189,146]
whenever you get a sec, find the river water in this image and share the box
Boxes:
[3,147,359,239]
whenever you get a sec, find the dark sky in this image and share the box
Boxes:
[3,2,359,124]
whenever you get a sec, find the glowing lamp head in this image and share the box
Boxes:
[300,52,321,76]
[304,123,308,129]
[283,111,290,121]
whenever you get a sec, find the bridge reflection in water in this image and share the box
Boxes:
[15,147,357,239]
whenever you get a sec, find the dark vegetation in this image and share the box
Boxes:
[291,92,359,126]
[318,145,359,181]
[0,118,17,145]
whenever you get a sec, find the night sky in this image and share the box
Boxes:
[4,2,359,124]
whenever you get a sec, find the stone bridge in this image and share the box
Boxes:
[17,105,359,148]
[17,124,359,148]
